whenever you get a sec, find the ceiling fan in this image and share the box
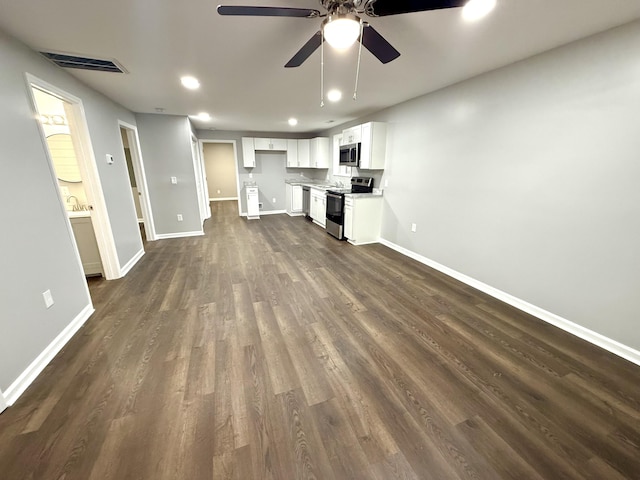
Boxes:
[217,0,468,68]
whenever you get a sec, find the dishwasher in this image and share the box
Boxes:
[302,185,310,219]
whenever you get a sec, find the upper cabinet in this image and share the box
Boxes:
[359,122,387,170]
[242,137,256,168]
[341,125,362,145]
[245,136,329,169]
[309,137,329,169]
[253,138,287,151]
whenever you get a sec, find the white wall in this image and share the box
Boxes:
[0,28,142,398]
[136,114,202,235]
[328,20,640,351]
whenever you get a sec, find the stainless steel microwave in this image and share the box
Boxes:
[339,142,360,167]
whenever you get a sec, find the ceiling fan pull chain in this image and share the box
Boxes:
[320,28,325,107]
[353,20,365,100]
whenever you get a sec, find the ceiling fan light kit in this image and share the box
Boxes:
[323,14,361,50]
[217,1,485,106]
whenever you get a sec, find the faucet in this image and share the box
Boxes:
[67,195,79,211]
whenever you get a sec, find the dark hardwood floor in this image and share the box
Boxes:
[1,200,639,479]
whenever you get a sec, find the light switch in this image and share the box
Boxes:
[171,176,177,184]
[106,154,114,164]
[43,289,54,309]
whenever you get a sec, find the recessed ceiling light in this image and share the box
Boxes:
[327,89,342,102]
[288,118,298,126]
[181,76,200,90]
[462,0,496,22]
[195,112,211,121]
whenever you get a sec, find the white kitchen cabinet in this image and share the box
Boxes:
[242,137,256,168]
[309,137,329,168]
[343,201,353,240]
[297,139,311,168]
[285,183,304,216]
[254,138,287,151]
[343,194,382,245]
[359,122,387,170]
[286,139,298,167]
[310,187,326,228]
[341,125,362,145]
[246,186,259,219]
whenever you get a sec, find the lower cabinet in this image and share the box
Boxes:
[310,188,326,228]
[343,195,382,245]
[70,216,103,277]
[246,186,259,219]
[285,183,304,216]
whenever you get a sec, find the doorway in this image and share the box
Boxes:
[119,122,155,242]
[27,74,120,280]
[191,134,210,224]
[201,140,241,216]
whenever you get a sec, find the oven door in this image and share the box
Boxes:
[325,191,345,239]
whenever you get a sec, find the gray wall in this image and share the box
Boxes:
[0,29,142,392]
[324,20,640,350]
[136,114,202,235]
[197,130,326,214]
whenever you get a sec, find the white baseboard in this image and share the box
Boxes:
[155,230,204,240]
[240,210,286,218]
[3,303,95,406]
[379,238,640,367]
[210,197,238,201]
[119,248,145,277]
[0,389,7,413]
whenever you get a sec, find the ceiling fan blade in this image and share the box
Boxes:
[285,31,323,68]
[367,0,467,17]
[361,25,400,64]
[217,5,320,18]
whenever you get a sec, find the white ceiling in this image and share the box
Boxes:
[1,0,640,133]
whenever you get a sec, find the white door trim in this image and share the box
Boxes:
[26,73,120,279]
[200,139,241,217]
[190,132,208,225]
[118,120,157,241]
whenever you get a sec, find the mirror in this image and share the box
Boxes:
[47,133,82,183]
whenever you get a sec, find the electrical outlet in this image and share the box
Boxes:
[249,173,253,179]
[177,214,183,221]
[217,189,221,194]
[272,197,276,203]
[411,223,417,233]
[171,176,177,184]
[43,289,54,309]
[384,179,389,188]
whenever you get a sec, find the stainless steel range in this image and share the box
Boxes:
[326,177,374,240]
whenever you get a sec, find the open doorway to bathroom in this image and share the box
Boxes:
[32,86,105,277]
[28,74,120,280]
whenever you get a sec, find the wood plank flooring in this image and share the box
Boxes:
[1,200,639,479]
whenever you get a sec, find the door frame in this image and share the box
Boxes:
[200,139,241,217]
[118,120,157,241]
[190,133,210,224]
[26,73,121,279]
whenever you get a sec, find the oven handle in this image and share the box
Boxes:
[326,192,344,200]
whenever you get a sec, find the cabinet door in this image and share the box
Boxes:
[241,137,255,168]
[285,183,293,213]
[310,137,329,168]
[343,125,362,145]
[286,139,298,167]
[292,185,303,212]
[253,138,270,150]
[359,122,387,170]
[319,195,326,227]
[297,139,310,168]
[246,187,259,217]
[270,138,288,151]
[344,204,353,239]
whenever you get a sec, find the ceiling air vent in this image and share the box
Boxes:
[40,51,127,73]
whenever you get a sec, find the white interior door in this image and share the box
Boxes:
[190,135,208,224]
[119,121,156,241]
